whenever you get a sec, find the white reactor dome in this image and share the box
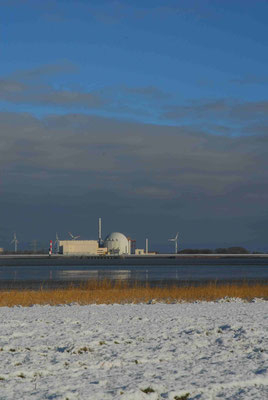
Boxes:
[104,232,130,255]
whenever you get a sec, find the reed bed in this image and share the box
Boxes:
[0,280,267,307]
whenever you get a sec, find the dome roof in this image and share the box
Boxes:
[104,232,129,255]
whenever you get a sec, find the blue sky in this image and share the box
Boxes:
[2,0,268,122]
[1,0,268,250]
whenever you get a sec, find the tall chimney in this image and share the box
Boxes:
[98,217,102,246]
[145,238,148,254]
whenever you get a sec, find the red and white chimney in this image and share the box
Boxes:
[49,240,53,256]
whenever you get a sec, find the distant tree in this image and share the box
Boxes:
[179,247,251,255]
[179,249,213,254]
[199,249,214,254]
[215,248,228,254]
[227,247,250,254]
[215,247,249,254]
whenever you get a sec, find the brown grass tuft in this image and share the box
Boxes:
[0,280,267,307]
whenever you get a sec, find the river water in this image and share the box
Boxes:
[0,261,268,289]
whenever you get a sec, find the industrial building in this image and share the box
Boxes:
[58,240,107,256]
[104,232,131,255]
[57,215,133,257]
[135,248,145,255]
[59,232,132,256]
[56,217,136,256]
[58,235,131,255]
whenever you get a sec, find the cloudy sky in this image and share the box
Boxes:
[1,0,268,251]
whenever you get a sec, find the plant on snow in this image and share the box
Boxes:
[141,387,155,394]
[174,393,190,400]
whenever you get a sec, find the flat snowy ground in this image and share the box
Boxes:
[0,302,267,400]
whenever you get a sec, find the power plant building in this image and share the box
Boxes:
[104,232,131,255]
[59,240,107,256]
[57,216,132,255]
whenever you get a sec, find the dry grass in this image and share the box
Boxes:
[0,280,267,307]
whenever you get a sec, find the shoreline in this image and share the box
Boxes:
[0,281,267,306]
[0,278,267,291]
[1,253,268,267]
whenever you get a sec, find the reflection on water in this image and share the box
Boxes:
[58,270,99,278]
[57,270,131,280]
[0,262,268,291]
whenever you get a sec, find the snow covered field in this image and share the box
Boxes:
[0,301,267,400]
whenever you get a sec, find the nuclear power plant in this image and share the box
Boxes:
[57,218,138,256]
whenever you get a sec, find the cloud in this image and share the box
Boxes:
[9,61,78,81]
[1,111,267,196]
[0,63,109,110]
[230,75,268,85]
[0,79,104,109]
[123,85,170,100]
[163,99,228,120]
[162,98,268,127]
[0,61,115,112]
[0,80,26,95]
[3,0,213,25]
[230,101,268,121]
[0,65,171,117]
[1,110,268,248]
[85,1,213,24]
[2,65,268,137]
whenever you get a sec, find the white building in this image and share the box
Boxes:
[58,240,107,256]
[104,232,131,255]
[135,248,145,255]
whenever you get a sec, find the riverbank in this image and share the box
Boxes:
[1,253,268,266]
[0,281,267,306]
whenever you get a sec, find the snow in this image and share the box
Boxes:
[0,301,267,399]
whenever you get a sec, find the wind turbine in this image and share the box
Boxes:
[68,232,80,240]
[169,232,179,254]
[11,232,19,253]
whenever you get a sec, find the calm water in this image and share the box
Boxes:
[0,263,268,289]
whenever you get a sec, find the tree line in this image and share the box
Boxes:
[178,247,263,254]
